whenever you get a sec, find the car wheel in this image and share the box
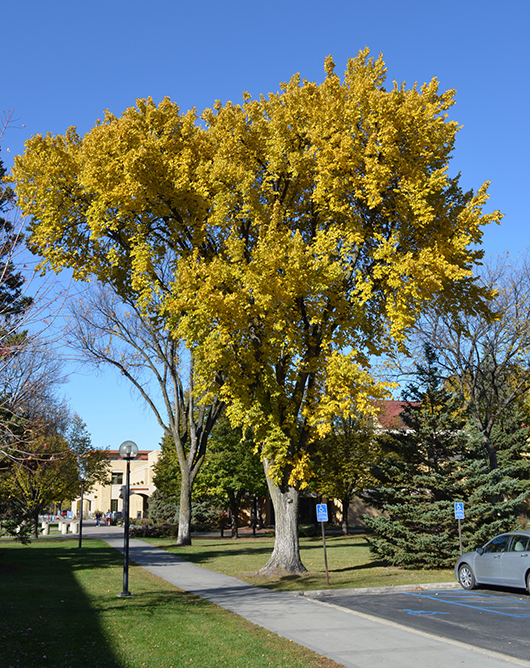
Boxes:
[526,571,530,595]
[458,564,476,590]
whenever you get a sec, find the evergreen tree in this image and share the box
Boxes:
[365,346,530,568]
[151,432,181,504]
[147,488,180,525]
[458,402,530,550]
[0,156,32,335]
[365,346,471,568]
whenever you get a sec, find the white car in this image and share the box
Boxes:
[455,531,530,592]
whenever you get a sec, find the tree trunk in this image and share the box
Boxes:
[173,392,225,547]
[177,469,192,545]
[483,433,498,471]
[257,497,264,529]
[259,460,306,574]
[229,504,239,539]
[341,496,349,535]
[250,495,262,534]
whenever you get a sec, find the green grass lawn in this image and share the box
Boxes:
[0,539,343,668]
[144,535,455,591]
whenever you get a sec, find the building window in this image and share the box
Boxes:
[111,499,118,513]
[111,472,123,485]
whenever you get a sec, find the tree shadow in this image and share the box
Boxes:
[159,541,275,565]
[160,535,370,560]
[0,541,124,667]
[332,560,389,573]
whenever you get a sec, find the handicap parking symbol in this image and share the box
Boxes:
[454,502,464,519]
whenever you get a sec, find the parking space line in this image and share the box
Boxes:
[403,591,530,618]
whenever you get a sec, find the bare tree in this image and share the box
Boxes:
[67,284,224,545]
[0,339,67,463]
[413,253,530,470]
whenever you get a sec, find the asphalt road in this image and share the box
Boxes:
[321,587,530,663]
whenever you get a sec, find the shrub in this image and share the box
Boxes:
[191,500,223,531]
[147,489,179,525]
[129,523,178,538]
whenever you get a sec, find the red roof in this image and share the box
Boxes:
[373,399,419,429]
[106,450,151,461]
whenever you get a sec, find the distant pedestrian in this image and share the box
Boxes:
[105,510,111,526]
[95,511,102,527]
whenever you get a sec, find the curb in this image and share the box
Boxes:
[295,581,461,597]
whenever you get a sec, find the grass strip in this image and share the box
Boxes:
[0,539,343,668]
[143,535,455,591]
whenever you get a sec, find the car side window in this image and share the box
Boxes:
[484,535,510,553]
[508,535,530,552]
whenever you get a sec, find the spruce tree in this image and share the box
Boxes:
[458,401,530,551]
[365,346,530,568]
[0,157,32,331]
[364,345,470,568]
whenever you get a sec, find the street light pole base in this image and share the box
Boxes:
[118,591,134,598]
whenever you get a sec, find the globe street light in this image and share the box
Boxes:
[118,440,138,597]
[78,471,88,549]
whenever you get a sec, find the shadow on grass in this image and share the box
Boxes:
[160,542,275,565]
[248,572,342,591]
[332,560,389,573]
[154,535,372,566]
[99,589,212,616]
[0,541,123,667]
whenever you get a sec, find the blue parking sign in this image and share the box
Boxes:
[316,504,328,522]
[454,502,465,519]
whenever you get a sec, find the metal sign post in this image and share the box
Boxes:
[316,504,330,586]
[454,502,465,556]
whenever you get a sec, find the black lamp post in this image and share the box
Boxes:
[78,471,88,549]
[118,440,138,597]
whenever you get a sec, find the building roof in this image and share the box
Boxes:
[106,450,152,461]
[373,399,419,429]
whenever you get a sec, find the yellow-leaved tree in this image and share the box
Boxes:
[12,49,500,572]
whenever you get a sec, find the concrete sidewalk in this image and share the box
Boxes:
[83,524,530,668]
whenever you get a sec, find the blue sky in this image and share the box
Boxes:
[2,0,529,450]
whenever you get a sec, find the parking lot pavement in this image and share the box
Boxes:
[308,587,530,663]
